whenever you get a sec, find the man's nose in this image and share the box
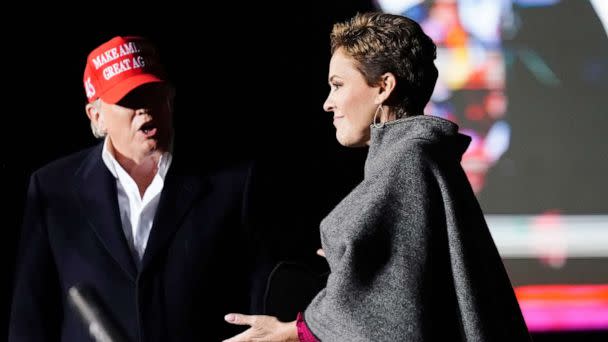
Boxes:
[136,108,150,115]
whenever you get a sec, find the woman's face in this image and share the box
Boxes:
[323,48,381,147]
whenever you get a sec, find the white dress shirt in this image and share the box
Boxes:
[101,139,172,266]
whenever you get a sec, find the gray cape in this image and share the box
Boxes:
[304,115,530,341]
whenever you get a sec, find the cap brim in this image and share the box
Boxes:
[100,74,164,104]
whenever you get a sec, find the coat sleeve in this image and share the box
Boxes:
[9,173,63,342]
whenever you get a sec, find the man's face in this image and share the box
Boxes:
[100,83,173,160]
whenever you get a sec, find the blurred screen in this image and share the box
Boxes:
[376,0,608,332]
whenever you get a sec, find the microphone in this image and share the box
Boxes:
[68,285,129,342]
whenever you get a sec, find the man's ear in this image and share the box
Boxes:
[85,102,105,132]
[374,72,397,105]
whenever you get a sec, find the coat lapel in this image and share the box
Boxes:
[140,167,205,271]
[74,144,138,280]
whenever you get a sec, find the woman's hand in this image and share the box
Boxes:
[223,313,299,342]
[316,249,325,258]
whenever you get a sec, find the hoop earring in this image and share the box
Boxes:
[372,105,385,128]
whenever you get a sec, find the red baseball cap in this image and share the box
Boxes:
[83,36,166,104]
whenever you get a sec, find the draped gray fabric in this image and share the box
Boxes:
[305,115,530,341]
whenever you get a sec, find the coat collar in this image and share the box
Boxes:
[74,143,205,279]
[365,115,470,177]
[140,163,204,271]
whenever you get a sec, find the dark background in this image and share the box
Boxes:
[2,1,607,341]
[1,1,374,339]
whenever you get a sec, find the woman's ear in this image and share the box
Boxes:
[374,72,396,105]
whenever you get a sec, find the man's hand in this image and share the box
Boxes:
[223,313,299,342]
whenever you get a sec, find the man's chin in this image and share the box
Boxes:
[141,142,163,155]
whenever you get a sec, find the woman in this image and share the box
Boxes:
[224,12,530,342]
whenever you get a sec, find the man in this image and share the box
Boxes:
[9,36,264,341]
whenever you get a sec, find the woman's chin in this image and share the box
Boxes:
[336,132,368,148]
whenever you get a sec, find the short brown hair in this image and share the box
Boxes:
[330,12,438,117]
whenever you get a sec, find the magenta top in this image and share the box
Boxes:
[296,312,319,342]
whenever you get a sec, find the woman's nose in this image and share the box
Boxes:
[323,97,334,112]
